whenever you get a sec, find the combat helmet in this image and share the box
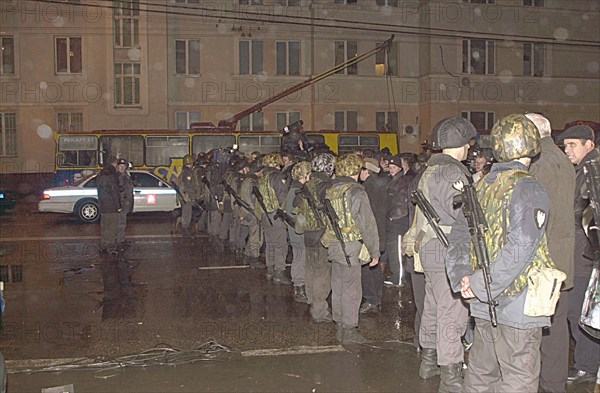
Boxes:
[262,153,284,169]
[311,153,336,176]
[491,114,540,162]
[292,161,312,181]
[183,154,194,166]
[336,153,364,177]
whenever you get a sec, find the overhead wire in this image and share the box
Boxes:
[25,0,600,48]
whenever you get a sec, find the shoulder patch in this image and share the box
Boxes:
[534,209,546,229]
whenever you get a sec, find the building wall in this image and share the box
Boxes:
[0,0,598,175]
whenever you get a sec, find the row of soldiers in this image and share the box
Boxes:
[174,113,598,393]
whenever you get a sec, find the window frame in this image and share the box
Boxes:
[239,113,264,131]
[335,40,358,75]
[56,112,83,133]
[113,0,140,48]
[461,111,495,131]
[462,39,495,75]
[239,40,264,75]
[276,41,300,76]
[176,111,201,129]
[175,39,201,76]
[1,36,15,75]
[0,112,17,157]
[523,42,544,77]
[334,110,358,132]
[114,62,142,107]
[276,112,301,130]
[375,111,399,132]
[55,36,82,74]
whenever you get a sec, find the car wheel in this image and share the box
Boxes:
[75,199,99,223]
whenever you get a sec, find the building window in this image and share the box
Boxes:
[114,0,140,48]
[335,111,358,131]
[276,112,301,130]
[334,0,358,4]
[57,112,83,132]
[240,113,264,131]
[375,111,398,132]
[523,0,543,6]
[375,41,398,76]
[376,0,399,6]
[523,42,544,77]
[239,0,263,5]
[1,36,15,75]
[276,0,300,5]
[175,39,200,75]
[175,0,200,3]
[114,63,141,106]
[462,0,495,3]
[239,40,263,75]
[335,41,358,75]
[176,111,201,129]
[55,37,82,74]
[0,113,17,157]
[461,111,495,131]
[276,41,300,76]
[462,39,495,75]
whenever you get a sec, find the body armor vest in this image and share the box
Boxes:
[323,182,362,243]
[474,169,555,296]
[257,171,281,213]
[297,177,326,232]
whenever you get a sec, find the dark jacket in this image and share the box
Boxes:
[573,148,600,278]
[363,173,390,250]
[419,154,471,272]
[387,169,415,221]
[529,136,576,288]
[97,165,121,213]
[118,171,134,213]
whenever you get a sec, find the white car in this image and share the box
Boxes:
[39,170,179,223]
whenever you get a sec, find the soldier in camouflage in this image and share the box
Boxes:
[256,153,291,285]
[294,153,336,323]
[322,153,380,344]
[446,114,555,393]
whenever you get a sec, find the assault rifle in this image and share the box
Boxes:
[274,208,296,227]
[584,159,600,248]
[295,184,325,227]
[221,180,259,220]
[172,182,206,213]
[453,180,498,327]
[411,189,449,248]
[251,185,273,225]
[322,198,352,267]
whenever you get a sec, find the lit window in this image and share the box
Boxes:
[375,41,398,76]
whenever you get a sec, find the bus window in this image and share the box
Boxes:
[99,136,144,167]
[306,134,325,146]
[238,134,281,154]
[338,134,380,154]
[57,135,98,167]
[192,135,236,155]
[146,136,189,166]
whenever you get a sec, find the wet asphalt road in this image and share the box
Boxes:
[0,199,596,392]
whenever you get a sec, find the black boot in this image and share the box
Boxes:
[341,327,368,344]
[438,363,463,393]
[419,348,440,379]
[293,286,309,303]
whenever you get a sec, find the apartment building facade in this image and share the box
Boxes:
[0,0,598,175]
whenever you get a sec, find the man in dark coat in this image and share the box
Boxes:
[527,113,576,393]
[359,157,390,313]
[558,124,600,385]
[97,157,122,254]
